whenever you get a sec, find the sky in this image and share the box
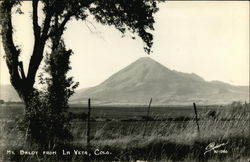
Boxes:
[0,1,249,89]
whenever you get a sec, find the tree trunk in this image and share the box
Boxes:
[0,1,74,148]
[0,1,47,145]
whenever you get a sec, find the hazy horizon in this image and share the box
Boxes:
[0,1,249,89]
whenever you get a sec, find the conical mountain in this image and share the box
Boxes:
[72,57,249,105]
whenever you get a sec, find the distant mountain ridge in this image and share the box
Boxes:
[71,57,249,105]
[1,57,249,105]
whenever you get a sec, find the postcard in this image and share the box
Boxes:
[0,1,249,161]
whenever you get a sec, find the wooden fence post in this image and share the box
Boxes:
[143,98,152,137]
[193,102,200,134]
[147,98,153,118]
[244,101,248,114]
[86,98,91,146]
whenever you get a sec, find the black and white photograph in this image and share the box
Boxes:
[0,0,249,161]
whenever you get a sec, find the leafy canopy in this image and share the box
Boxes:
[1,0,158,53]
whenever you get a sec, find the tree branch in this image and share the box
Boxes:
[58,14,71,33]
[41,9,53,39]
[47,13,72,38]
[26,38,46,86]
[18,61,26,80]
[32,0,41,38]
[26,3,53,86]
[0,1,22,88]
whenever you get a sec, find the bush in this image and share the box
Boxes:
[22,41,79,149]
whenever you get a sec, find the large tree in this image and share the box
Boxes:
[0,0,158,146]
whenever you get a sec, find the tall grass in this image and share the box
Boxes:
[68,104,249,161]
[1,103,249,161]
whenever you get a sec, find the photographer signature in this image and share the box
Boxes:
[204,142,228,155]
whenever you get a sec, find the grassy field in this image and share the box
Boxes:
[0,103,249,161]
[0,103,226,119]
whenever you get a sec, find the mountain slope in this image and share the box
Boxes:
[71,57,249,105]
[0,85,21,102]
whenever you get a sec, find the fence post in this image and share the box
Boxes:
[143,98,152,137]
[86,98,91,147]
[244,101,248,114]
[193,102,200,134]
[147,98,153,118]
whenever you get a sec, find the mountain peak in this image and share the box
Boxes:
[132,57,171,71]
[137,57,154,61]
[135,57,158,64]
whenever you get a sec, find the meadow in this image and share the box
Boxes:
[0,102,249,161]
